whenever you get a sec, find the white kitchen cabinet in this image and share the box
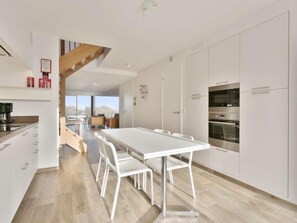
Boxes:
[185,97,209,166]
[240,89,288,197]
[0,124,39,223]
[209,146,239,178]
[209,34,240,86]
[186,48,209,97]
[11,129,35,215]
[0,142,12,223]
[185,48,209,166]
[240,13,289,92]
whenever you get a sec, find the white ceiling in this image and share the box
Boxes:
[20,0,277,94]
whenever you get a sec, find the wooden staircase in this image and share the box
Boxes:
[59,42,105,153]
[59,43,104,78]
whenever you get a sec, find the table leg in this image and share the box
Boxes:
[161,156,167,217]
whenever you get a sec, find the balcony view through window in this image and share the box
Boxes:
[65,95,119,120]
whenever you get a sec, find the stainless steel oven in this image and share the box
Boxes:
[209,83,239,108]
[208,83,240,152]
[208,112,239,152]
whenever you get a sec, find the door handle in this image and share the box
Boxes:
[173,111,180,114]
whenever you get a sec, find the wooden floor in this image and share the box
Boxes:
[12,128,297,223]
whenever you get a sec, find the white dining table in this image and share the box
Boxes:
[101,127,210,222]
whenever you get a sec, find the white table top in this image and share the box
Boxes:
[102,128,210,159]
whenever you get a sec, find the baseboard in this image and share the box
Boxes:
[37,166,59,173]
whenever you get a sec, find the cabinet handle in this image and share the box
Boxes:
[173,111,180,114]
[251,90,270,94]
[216,81,228,85]
[34,149,39,154]
[215,147,228,153]
[190,94,201,99]
[33,142,39,146]
[22,132,29,136]
[251,86,270,91]
[34,134,39,137]
[0,143,11,151]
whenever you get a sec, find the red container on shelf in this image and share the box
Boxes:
[27,77,34,88]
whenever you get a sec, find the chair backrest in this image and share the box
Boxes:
[103,140,120,174]
[172,133,194,141]
[94,132,106,158]
[154,129,171,135]
[172,133,194,163]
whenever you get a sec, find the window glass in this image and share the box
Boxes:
[94,96,119,118]
[77,96,91,119]
[65,95,91,120]
[65,96,76,120]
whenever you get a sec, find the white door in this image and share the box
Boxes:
[162,66,181,133]
[123,82,133,128]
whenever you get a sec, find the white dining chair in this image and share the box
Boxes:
[130,128,171,189]
[145,133,196,198]
[101,139,154,220]
[94,132,133,196]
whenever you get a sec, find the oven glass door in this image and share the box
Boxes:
[209,120,239,143]
[209,88,239,107]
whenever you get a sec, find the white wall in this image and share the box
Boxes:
[120,0,297,204]
[0,32,60,169]
[288,0,297,204]
[131,50,188,130]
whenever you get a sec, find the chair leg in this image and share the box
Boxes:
[134,175,137,188]
[169,170,174,185]
[110,177,121,220]
[101,165,110,198]
[149,170,154,205]
[189,166,196,198]
[96,156,102,182]
[142,172,147,192]
[137,174,140,190]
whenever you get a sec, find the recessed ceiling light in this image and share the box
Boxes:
[126,63,132,68]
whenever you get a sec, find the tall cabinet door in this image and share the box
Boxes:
[185,48,209,166]
[186,96,209,166]
[209,34,239,86]
[240,13,289,197]
[240,13,289,92]
[240,89,288,197]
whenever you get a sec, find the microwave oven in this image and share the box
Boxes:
[209,83,239,108]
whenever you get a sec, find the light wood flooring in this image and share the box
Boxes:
[12,128,297,223]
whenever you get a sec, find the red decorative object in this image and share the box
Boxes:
[39,74,51,89]
[27,77,34,88]
[40,59,52,73]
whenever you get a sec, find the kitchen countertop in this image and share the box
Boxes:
[0,116,39,143]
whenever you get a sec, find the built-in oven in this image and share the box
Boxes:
[208,112,239,152]
[209,83,239,108]
[208,83,240,152]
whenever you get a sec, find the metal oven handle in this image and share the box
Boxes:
[208,121,237,126]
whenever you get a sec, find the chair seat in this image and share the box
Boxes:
[119,159,152,177]
[146,156,189,172]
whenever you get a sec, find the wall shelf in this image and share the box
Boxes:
[0,86,52,101]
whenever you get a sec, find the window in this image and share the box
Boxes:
[94,96,119,117]
[65,95,91,120]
